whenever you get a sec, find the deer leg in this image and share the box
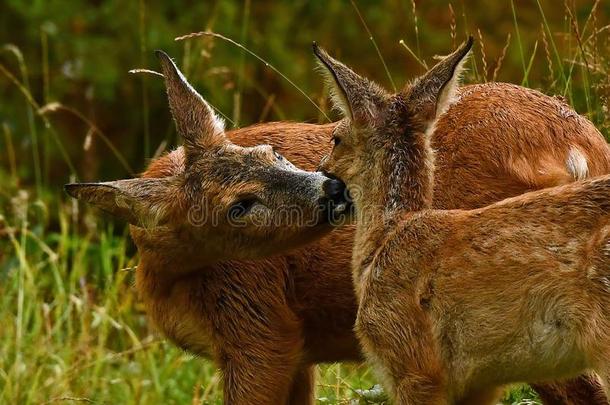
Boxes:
[215,296,306,403]
[220,340,305,405]
[531,375,607,405]
[208,264,312,404]
[287,365,315,405]
[357,299,447,405]
[456,386,504,405]
[392,373,448,405]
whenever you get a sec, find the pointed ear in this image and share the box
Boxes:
[65,178,178,228]
[312,42,388,125]
[155,50,225,152]
[405,36,473,130]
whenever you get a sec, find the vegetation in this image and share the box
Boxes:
[1,1,609,403]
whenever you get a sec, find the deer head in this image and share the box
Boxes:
[315,38,473,215]
[65,51,349,269]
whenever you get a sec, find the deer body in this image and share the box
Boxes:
[316,38,610,404]
[353,179,610,403]
[67,48,610,404]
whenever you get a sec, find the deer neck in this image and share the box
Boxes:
[131,229,221,301]
[135,251,193,299]
[351,130,435,274]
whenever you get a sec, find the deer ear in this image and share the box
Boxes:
[65,178,178,228]
[313,42,387,125]
[155,50,225,154]
[405,36,473,131]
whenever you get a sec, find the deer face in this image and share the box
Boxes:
[65,51,348,267]
[315,38,473,213]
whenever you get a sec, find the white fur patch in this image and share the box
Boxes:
[315,61,353,121]
[210,110,226,136]
[566,147,588,180]
[436,52,470,117]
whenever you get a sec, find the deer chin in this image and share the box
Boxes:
[326,201,355,226]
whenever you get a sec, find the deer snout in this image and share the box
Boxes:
[323,178,346,204]
[319,177,352,224]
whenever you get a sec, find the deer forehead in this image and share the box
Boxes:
[183,158,300,199]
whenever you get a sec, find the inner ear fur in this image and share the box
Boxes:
[404,36,474,129]
[312,42,389,126]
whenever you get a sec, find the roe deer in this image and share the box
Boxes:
[316,36,610,404]
[65,47,610,404]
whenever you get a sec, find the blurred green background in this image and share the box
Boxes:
[1,1,609,403]
[2,0,609,187]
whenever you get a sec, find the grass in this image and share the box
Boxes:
[1,1,610,403]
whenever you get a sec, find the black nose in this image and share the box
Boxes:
[323,178,346,203]
[318,177,353,225]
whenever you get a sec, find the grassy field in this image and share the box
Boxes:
[1,1,610,403]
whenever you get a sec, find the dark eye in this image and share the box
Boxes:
[333,136,341,147]
[273,151,283,161]
[228,198,258,220]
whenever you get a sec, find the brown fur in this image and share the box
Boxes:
[318,37,610,404]
[67,49,610,403]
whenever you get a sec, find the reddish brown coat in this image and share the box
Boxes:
[316,38,610,404]
[66,47,610,405]
[139,83,610,404]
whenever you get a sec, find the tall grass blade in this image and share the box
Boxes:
[176,31,331,122]
[350,0,396,92]
[398,40,428,70]
[139,0,151,158]
[0,62,78,177]
[535,0,567,89]
[511,0,528,86]
[522,40,539,86]
[39,103,134,176]
[1,45,42,194]
[234,0,251,127]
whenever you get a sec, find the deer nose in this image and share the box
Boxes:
[318,177,352,225]
[323,178,347,203]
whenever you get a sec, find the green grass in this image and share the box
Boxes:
[1,0,609,403]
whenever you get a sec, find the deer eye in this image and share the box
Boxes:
[228,197,259,220]
[333,136,342,147]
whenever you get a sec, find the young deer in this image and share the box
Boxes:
[316,37,610,404]
[65,49,610,403]
[66,51,349,265]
